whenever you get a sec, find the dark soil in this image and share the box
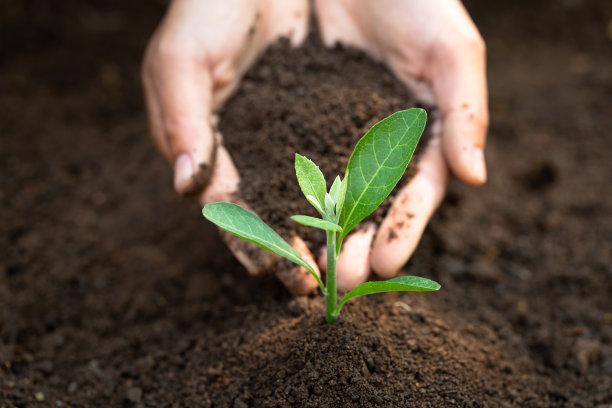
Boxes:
[221,34,431,246]
[1,0,611,407]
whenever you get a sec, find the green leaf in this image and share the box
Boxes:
[306,195,324,215]
[339,109,426,241]
[329,176,342,203]
[295,154,327,210]
[334,176,348,222]
[337,276,440,312]
[291,215,342,232]
[203,202,324,291]
[324,193,335,218]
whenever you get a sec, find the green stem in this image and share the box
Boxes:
[325,230,338,324]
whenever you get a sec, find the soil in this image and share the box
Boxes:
[1,0,611,407]
[221,34,432,247]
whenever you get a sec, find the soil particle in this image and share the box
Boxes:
[232,399,248,408]
[125,386,143,404]
[286,296,309,316]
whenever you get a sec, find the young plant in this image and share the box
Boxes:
[203,109,440,323]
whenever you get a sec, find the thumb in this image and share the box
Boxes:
[143,36,217,196]
[441,107,488,187]
[161,61,216,195]
[430,19,488,186]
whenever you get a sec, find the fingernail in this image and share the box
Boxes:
[471,148,487,184]
[173,153,194,194]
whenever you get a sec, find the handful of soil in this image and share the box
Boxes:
[220,33,432,250]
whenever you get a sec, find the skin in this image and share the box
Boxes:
[142,0,488,294]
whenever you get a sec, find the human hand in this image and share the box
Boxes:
[142,0,322,294]
[314,0,488,289]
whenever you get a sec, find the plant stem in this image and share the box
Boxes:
[325,230,338,323]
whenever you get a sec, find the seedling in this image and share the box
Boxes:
[203,109,440,323]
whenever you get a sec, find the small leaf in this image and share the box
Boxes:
[306,195,324,215]
[295,154,327,209]
[335,176,348,222]
[324,193,335,218]
[329,176,342,203]
[291,215,342,232]
[339,109,426,241]
[203,202,324,291]
[337,276,440,312]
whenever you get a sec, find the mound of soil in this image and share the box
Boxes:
[1,0,611,407]
[221,34,431,246]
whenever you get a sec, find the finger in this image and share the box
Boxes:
[142,60,170,159]
[220,230,278,276]
[317,246,327,273]
[265,0,310,47]
[198,144,239,205]
[198,146,320,291]
[430,15,488,186]
[145,37,216,196]
[276,236,321,296]
[314,0,368,49]
[371,136,449,278]
[198,145,277,276]
[336,223,376,291]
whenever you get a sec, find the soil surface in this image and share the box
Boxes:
[221,34,431,246]
[1,0,611,407]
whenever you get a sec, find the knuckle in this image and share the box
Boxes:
[457,29,486,57]
[164,116,204,146]
[468,109,489,133]
[436,27,486,58]
[156,37,187,61]
[470,103,489,133]
[148,35,201,72]
[468,33,486,56]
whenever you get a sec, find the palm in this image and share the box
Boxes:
[313,0,488,284]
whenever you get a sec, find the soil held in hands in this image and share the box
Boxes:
[221,34,432,248]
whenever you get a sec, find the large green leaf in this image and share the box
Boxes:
[338,276,440,312]
[295,153,327,210]
[203,202,324,290]
[339,109,426,241]
[291,215,342,232]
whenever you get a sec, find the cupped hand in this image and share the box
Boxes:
[314,0,489,289]
[143,0,322,294]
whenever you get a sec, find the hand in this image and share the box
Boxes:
[314,0,488,289]
[142,0,322,294]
